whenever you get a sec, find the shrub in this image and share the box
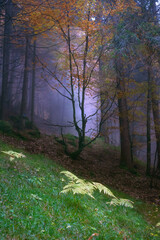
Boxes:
[10,115,40,136]
[0,120,13,135]
[10,115,35,130]
[9,115,21,129]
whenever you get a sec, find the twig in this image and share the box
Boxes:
[88,233,99,240]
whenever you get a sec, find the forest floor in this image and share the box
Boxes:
[0,133,160,211]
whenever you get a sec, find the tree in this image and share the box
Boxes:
[146,57,152,175]
[20,36,30,128]
[31,39,36,125]
[135,0,160,172]
[0,0,13,120]
[103,1,139,169]
[115,56,133,169]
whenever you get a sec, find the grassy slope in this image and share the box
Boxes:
[0,140,159,240]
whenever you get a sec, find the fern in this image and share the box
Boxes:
[2,151,26,161]
[109,198,134,208]
[61,171,134,208]
[60,171,95,198]
[61,171,79,181]
[93,182,116,198]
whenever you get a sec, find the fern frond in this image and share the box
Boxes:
[109,198,134,208]
[2,151,26,159]
[93,182,116,198]
[60,178,95,198]
[61,171,79,181]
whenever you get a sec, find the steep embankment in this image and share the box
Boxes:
[1,133,160,205]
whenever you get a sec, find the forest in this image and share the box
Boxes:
[0,0,160,239]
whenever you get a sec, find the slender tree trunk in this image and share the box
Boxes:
[116,59,133,170]
[151,78,160,170]
[0,0,12,120]
[31,40,36,125]
[149,0,160,170]
[20,36,29,128]
[6,48,17,114]
[146,64,152,175]
[117,85,133,169]
[99,58,109,143]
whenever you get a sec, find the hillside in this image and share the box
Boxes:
[0,134,160,239]
[1,133,160,205]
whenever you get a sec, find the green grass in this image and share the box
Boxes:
[0,141,160,239]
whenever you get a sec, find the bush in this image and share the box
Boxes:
[9,115,21,129]
[10,115,38,130]
[10,115,32,129]
[0,120,13,135]
[9,115,40,139]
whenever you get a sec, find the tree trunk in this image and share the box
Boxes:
[149,0,160,170]
[99,57,110,143]
[116,59,133,170]
[31,40,36,125]
[117,87,133,169]
[151,79,160,170]
[0,0,12,120]
[20,36,29,128]
[146,64,151,175]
